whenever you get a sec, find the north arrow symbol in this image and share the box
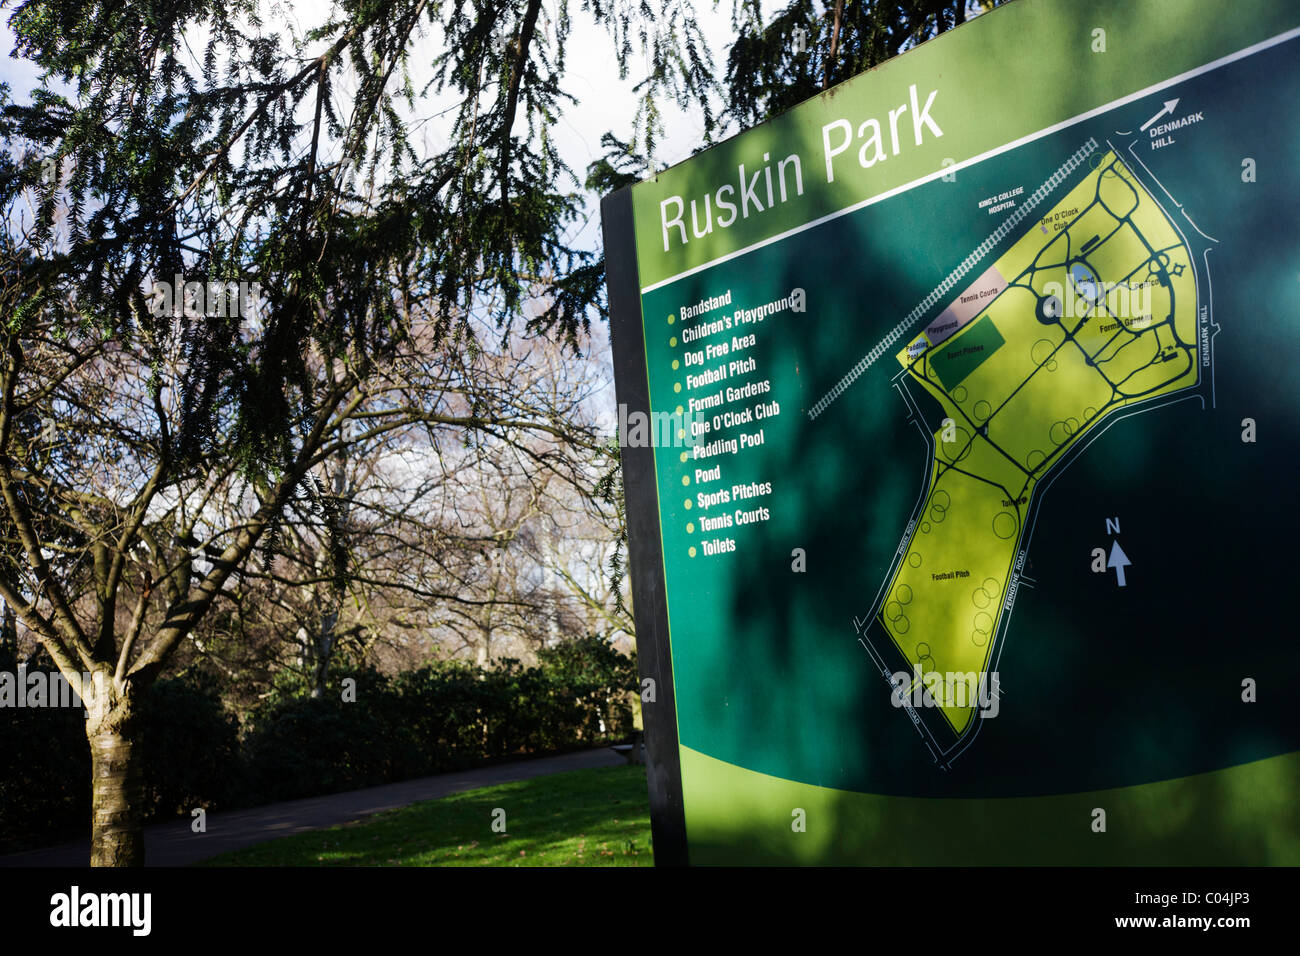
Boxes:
[1107,539,1131,587]
[1140,98,1180,132]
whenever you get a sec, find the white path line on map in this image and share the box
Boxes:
[1124,140,1184,214]
[1203,246,1219,409]
[1182,209,1220,244]
[860,382,935,623]
[1122,138,1221,245]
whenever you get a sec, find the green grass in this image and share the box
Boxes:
[200,765,653,867]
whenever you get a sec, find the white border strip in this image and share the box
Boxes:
[639,24,1300,296]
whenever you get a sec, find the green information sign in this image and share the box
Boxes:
[601,0,1300,865]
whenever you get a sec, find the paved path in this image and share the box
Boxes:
[1,747,628,867]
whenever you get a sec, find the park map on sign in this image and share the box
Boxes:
[854,147,1200,748]
[615,0,1300,865]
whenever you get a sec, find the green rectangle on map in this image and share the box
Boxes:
[930,316,1006,390]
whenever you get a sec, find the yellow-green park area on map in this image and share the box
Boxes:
[881,151,1198,734]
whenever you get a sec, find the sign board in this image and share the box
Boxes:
[601,0,1300,865]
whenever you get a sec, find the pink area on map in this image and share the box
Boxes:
[923,265,1009,346]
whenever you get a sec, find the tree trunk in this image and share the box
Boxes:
[85,672,145,867]
[824,0,845,89]
[310,608,336,699]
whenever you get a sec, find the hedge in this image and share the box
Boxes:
[0,636,636,851]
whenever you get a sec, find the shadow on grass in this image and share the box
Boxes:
[199,766,652,867]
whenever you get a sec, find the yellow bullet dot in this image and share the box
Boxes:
[688,546,697,558]
[679,452,688,463]
[667,315,675,325]
[677,429,685,440]
[681,475,690,486]
[672,359,679,370]
[684,500,692,510]
[674,383,681,393]
[686,522,695,534]
[669,337,677,347]
[675,405,684,416]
